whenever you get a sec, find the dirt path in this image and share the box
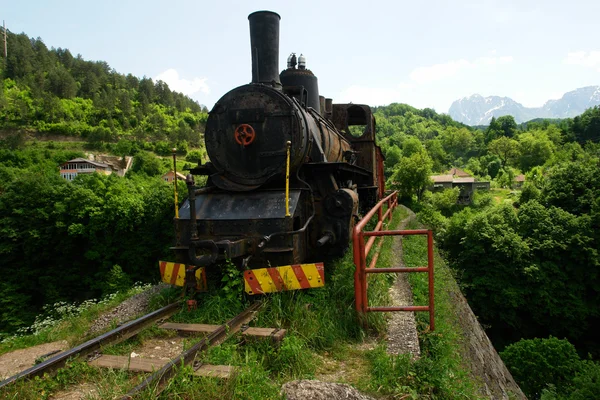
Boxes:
[385,205,421,358]
[0,340,69,380]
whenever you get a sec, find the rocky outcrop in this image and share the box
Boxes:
[282,380,376,400]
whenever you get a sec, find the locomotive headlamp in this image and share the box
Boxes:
[234,124,256,146]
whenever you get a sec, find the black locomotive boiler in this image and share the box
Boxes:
[169,11,385,294]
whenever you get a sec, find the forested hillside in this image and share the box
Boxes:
[0,29,209,335]
[374,103,600,399]
[0,28,208,151]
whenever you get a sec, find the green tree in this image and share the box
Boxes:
[389,149,433,201]
[440,204,530,332]
[485,116,501,143]
[488,136,519,168]
[186,149,205,164]
[542,161,599,215]
[401,136,423,157]
[47,65,78,99]
[570,106,600,145]
[564,362,600,400]
[114,139,135,157]
[495,167,516,189]
[518,130,555,171]
[384,145,401,176]
[501,337,582,399]
[429,187,460,216]
[425,138,447,172]
[131,151,164,176]
[440,126,474,161]
[497,115,518,137]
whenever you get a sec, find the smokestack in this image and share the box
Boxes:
[248,11,281,87]
[325,98,333,119]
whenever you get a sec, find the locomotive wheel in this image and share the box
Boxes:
[234,124,256,146]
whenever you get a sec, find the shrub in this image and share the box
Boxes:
[104,265,132,295]
[520,181,540,204]
[186,149,204,164]
[501,337,582,399]
[154,140,172,156]
[430,187,460,216]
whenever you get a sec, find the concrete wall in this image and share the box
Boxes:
[449,289,527,399]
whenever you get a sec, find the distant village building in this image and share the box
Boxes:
[59,155,133,181]
[162,170,186,183]
[446,167,471,178]
[431,175,454,190]
[94,155,134,177]
[514,174,526,189]
[429,168,490,204]
[60,158,112,181]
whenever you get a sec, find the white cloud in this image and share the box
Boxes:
[337,85,403,106]
[398,82,416,90]
[336,53,514,111]
[409,59,472,84]
[154,69,210,96]
[408,54,513,84]
[564,51,600,71]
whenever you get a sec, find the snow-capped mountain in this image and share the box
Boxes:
[449,86,600,125]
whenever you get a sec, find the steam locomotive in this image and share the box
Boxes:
[165,11,385,294]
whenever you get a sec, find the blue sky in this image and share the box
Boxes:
[4,0,599,112]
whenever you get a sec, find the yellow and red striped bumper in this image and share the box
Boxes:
[159,261,207,291]
[244,262,325,295]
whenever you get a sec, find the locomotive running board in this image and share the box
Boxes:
[244,262,325,295]
[159,261,207,291]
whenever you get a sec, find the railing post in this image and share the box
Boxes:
[427,229,435,331]
[353,229,363,314]
[359,232,368,314]
[386,198,390,220]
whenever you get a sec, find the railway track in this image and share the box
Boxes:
[0,302,180,390]
[0,301,271,399]
[122,301,261,399]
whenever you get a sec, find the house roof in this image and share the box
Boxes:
[62,158,110,168]
[447,167,471,177]
[453,177,475,183]
[515,174,526,182]
[163,171,187,180]
[430,174,454,183]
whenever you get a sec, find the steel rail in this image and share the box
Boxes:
[0,302,181,389]
[122,301,262,399]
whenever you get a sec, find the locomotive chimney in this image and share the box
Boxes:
[248,11,281,87]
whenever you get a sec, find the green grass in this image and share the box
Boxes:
[490,188,518,205]
[0,284,168,355]
[0,204,485,399]
[400,219,484,399]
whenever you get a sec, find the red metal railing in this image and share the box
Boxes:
[353,191,435,330]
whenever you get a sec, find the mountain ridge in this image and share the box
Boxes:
[449,86,600,125]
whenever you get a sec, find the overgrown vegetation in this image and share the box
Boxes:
[500,337,600,399]
[0,283,155,355]
[373,103,600,399]
[401,221,484,398]
[0,206,486,399]
[376,103,600,200]
[0,29,208,149]
[0,142,181,334]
